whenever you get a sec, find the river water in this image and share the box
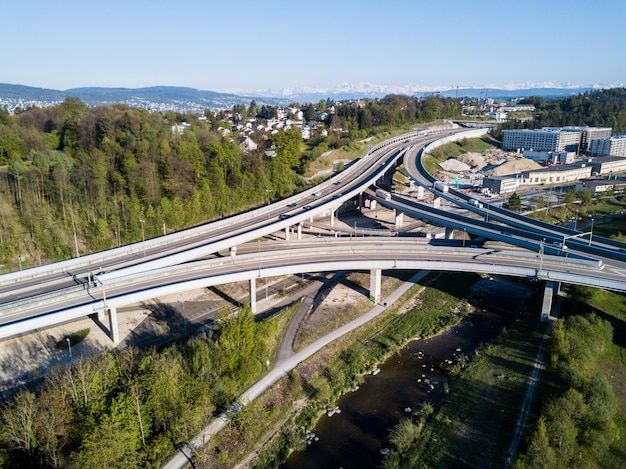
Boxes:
[282,276,535,469]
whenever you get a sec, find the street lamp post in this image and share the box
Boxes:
[588,218,595,246]
[139,219,145,255]
[538,238,545,274]
[73,231,80,258]
[66,337,73,367]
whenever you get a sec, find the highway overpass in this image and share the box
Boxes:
[0,238,619,343]
[2,126,626,343]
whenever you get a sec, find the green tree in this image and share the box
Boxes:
[576,189,592,206]
[248,100,258,118]
[507,192,522,212]
[271,127,302,169]
[70,393,141,469]
[563,189,577,205]
[0,391,38,460]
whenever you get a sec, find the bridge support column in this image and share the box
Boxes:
[445,227,454,239]
[369,268,382,303]
[97,309,106,324]
[108,306,119,344]
[433,196,442,209]
[285,225,290,240]
[395,210,404,228]
[330,208,335,227]
[541,281,559,321]
[297,222,302,240]
[249,278,257,314]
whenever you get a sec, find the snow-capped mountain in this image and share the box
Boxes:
[247,81,623,101]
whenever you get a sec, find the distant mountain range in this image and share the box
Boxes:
[0,82,623,113]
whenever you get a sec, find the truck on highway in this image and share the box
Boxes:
[468,198,484,208]
[433,181,449,193]
[375,188,392,201]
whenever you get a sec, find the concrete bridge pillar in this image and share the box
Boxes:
[433,196,442,209]
[330,208,335,227]
[230,246,237,257]
[97,309,106,324]
[249,278,257,314]
[297,222,302,240]
[541,281,559,321]
[395,210,404,228]
[370,268,382,303]
[285,225,290,240]
[108,306,119,344]
[445,227,455,239]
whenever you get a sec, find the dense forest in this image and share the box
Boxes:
[0,305,275,468]
[493,87,626,137]
[0,94,461,271]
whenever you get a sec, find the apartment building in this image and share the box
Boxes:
[503,126,611,154]
[589,134,626,157]
[502,128,581,153]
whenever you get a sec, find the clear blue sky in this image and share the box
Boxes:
[1,0,624,93]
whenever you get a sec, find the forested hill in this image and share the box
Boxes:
[0,94,463,271]
[0,83,288,113]
[504,87,626,132]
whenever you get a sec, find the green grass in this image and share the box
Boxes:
[385,298,552,468]
[422,137,498,174]
[55,328,90,349]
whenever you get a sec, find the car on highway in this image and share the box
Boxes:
[303,205,311,210]
[314,191,322,196]
[279,214,290,219]
[287,202,297,208]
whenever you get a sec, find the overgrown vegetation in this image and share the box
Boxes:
[527,189,626,229]
[240,272,479,469]
[514,314,620,468]
[54,329,90,350]
[0,95,462,271]
[0,303,295,468]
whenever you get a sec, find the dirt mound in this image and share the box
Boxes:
[486,158,542,176]
[458,152,487,171]
[439,158,471,172]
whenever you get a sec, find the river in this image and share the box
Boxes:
[282,276,535,469]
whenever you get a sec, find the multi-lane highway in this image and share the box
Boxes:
[0,127,468,306]
[1,238,621,341]
[401,141,626,262]
[2,125,626,342]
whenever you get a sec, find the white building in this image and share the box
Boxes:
[589,156,626,176]
[589,135,626,157]
[503,126,612,154]
[519,164,592,186]
[502,128,581,153]
[522,150,576,165]
[561,126,611,153]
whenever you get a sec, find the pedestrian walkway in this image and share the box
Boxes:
[163,270,429,469]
